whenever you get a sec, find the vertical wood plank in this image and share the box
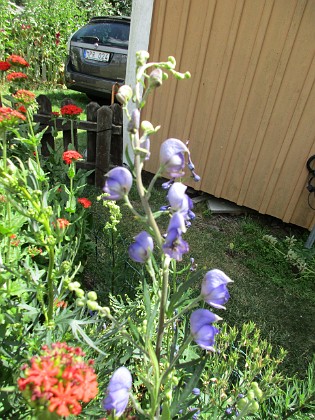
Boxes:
[36,94,55,156]
[86,101,100,185]
[95,106,113,188]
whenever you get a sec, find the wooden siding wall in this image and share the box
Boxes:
[143,0,315,230]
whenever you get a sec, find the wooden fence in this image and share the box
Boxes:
[34,95,123,187]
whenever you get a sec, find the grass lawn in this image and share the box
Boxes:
[38,88,315,379]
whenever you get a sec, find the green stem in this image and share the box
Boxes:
[1,128,12,291]
[155,255,170,361]
[70,119,74,148]
[46,245,55,325]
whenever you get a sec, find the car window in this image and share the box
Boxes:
[72,22,129,49]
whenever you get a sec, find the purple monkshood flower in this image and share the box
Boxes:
[159,138,200,181]
[162,212,189,261]
[167,182,195,221]
[163,228,189,261]
[103,366,132,417]
[190,308,222,351]
[192,388,200,396]
[201,269,233,310]
[103,167,132,200]
[128,231,154,263]
[160,138,189,178]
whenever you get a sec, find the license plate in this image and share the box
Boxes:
[84,50,110,62]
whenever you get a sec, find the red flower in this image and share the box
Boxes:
[17,342,98,417]
[62,150,83,165]
[0,107,26,128]
[6,54,29,67]
[17,105,27,114]
[0,61,10,71]
[56,218,70,229]
[6,72,28,82]
[51,111,60,118]
[13,89,36,105]
[60,104,83,117]
[78,197,92,208]
[49,382,82,416]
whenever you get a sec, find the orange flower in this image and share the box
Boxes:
[6,54,29,67]
[78,197,92,208]
[0,107,26,128]
[62,150,83,165]
[57,218,70,229]
[6,72,28,81]
[13,89,36,105]
[18,342,98,417]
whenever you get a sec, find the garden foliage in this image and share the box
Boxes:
[0,48,314,418]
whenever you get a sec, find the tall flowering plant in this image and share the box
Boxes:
[96,51,234,418]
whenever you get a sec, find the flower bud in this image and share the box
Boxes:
[127,109,140,133]
[75,288,85,298]
[136,50,150,66]
[149,68,163,87]
[116,85,133,105]
[87,291,98,301]
[76,298,85,307]
[141,120,155,133]
[68,281,80,291]
[87,300,99,311]
[250,401,259,413]
[247,390,255,401]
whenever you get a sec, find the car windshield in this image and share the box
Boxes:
[72,22,129,49]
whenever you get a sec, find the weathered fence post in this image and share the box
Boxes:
[95,106,113,188]
[61,98,78,151]
[86,101,100,184]
[36,94,54,156]
[110,103,123,166]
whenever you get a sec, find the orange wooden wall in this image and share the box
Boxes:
[143,0,315,230]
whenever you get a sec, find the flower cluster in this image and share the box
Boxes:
[62,150,83,165]
[13,89,36,105]
[0,61,11,72]
[56,218,70,229]
[0,106,26,128]
[18,342,98,417]
[60,104,83,117]
[6,54,29,67]
[6,72,28,82]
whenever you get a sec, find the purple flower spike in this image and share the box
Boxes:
[160,138,189,178]
[103,366,132,417]
[128,231,154,263]
[201,269,233,310]
[190,308,221,351]
[103,167,133,200]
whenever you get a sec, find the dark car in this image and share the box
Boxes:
[65,16,130,100]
